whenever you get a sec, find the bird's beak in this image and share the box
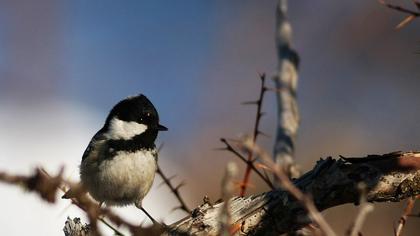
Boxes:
[156,124,168,131]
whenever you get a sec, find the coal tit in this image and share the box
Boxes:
[66,94,167,212]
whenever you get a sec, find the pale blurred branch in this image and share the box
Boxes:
[394,197,416,236]
[166,151,420,235]
[346,183,374,236]
[273,0,300,178]
[218,162,238,236]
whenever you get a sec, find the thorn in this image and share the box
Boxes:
[220,138,240,144]
[175,182,186,191]
[225,138,241,143]
[242,101,259,105]
[167,175,177,181]
[157,175,177,187]
[257,130,270,138]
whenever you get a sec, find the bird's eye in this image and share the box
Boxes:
[146,112,151,117]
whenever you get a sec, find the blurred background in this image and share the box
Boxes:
[0,0,419,235]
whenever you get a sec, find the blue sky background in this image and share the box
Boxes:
[0,0,419,235]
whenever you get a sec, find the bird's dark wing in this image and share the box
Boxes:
[82,128,107,161]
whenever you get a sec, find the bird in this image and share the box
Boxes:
[63,94,167,223]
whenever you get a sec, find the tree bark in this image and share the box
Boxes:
[166,152,420,235]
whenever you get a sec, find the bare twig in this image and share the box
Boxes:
[237,73,268,196]
[273,0,300,179]
[394,197,416,236]
[240,138,336,236]
[346,183,374,236]
[220,138,274,190]
[156,165,191,214]
[379,0,420,29]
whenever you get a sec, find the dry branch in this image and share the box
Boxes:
[394,197,416,236]
[157,165,191,214]
[166,151,420,235]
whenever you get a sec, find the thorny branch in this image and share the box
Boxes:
[379,0,420,29]
[156,165,191,214]
[238,73,268,197]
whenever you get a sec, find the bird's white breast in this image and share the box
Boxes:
[81,149,157,206]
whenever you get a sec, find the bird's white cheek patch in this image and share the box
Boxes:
[106,118,147,140]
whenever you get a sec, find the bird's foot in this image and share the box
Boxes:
[135,203,166,228]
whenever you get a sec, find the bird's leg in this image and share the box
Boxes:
[140,207,158,225]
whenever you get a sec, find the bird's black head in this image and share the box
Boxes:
[103,94,167,145]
